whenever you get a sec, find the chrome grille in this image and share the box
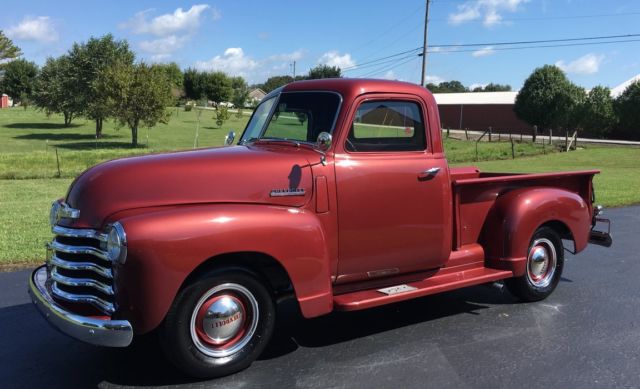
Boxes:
[47,225,116,315]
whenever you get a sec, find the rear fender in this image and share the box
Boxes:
[481,187,590,275]
[110,204,332,334]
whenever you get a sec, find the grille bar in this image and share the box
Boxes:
[50,240,110,261]
[53,225,108,242]
[51,268,114,296]
[49,254,113,279]
[51,282,116,315]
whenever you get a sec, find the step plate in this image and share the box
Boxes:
[377,284,418,296]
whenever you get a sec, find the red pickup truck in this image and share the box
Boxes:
[29,79,612,378]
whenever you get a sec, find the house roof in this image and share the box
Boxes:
[249,88,266,99]
[611,74,640,98]
[433,91,518,105]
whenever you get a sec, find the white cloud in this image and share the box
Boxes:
[318,51,356,69]
[382,70,397,80]
[122,4,213,37]
[449,0,529,27]
[556,53,605,75]
[425,75,445,84]
[268,49,306,62]
[194,48,258,76]
[139,35,189,56]
[6,16,58,43]
[472,46,495,57]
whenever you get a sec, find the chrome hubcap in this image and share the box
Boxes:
[200,295,245,344]
[190,283,259,358]
[526,238,557,288]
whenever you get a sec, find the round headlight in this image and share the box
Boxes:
[107,222,127,264]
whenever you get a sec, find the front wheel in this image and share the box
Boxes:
[160,269,276,378]
[505,226,564,302]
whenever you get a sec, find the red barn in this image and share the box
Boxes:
[433,91,530,133]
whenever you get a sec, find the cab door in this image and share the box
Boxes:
[334,96,449,283]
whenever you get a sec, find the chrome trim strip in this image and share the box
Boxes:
[49,254,113,279]
[51,282,115,314]
[52,225,107,242]
[29,266,131,347]
[51,268,114,296]
[50,240,109,261]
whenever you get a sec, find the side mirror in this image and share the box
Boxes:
[224,131,236,146]
[316,132,332,151]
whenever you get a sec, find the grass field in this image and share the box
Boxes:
[1,107,639,267]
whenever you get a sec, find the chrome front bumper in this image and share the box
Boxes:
[28,266,133,347]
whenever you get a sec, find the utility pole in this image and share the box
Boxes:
[292,60,296,79]
[420,0,431,86]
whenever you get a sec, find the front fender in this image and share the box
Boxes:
[111,204,332,334]
[481,187,591,276]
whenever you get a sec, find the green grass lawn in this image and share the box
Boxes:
[454,146,640,208]
[1,107,639,267]
[0,107,251,179]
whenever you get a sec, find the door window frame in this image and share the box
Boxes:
[336,93,434,157]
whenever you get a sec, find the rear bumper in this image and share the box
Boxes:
[589,217,613,248]
[28,266,133,347]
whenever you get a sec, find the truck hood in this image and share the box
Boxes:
[64,144,316,228]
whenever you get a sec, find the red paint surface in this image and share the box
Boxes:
[54,79,600,333]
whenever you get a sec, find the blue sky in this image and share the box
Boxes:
[2,0,640,89]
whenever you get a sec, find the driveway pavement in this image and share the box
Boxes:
[1,206,638,388]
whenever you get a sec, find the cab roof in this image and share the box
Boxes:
[281,78,432,100]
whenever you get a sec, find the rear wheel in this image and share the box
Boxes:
[160,269,275,378]
[505,226,564,302]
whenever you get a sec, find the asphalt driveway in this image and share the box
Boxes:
[1,206,638,388]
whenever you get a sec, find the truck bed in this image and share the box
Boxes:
[449,166,598,250]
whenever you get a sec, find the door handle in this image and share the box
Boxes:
[418,167,440,180]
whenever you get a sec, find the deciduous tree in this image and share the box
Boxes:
[67,34,135,138]
[101,62,172,146]
[0,31,21,64]
[581,86,616,138]
[514,65,574,132]
[307,65,341,80]
[615,81,640,140]
[0,58,38,103]
[32,55,84,126]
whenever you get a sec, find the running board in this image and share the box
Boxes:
[333,267,513,311]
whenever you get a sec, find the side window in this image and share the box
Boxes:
[346,100,427,152]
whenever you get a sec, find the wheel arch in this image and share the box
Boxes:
[182,251,295,301]
[482,187,590,276]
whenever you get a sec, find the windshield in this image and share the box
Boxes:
[240,92,341,144]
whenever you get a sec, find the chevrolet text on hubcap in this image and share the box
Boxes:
[190,283,259,358]
[526,238,557,288]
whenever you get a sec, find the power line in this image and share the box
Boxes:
[430,33,640,48]
[344,52,421,73]
[342,47,421,71]
[430,10,640,22]
[428,38,640,54]
[358,55,421,78]
[343,32,640,74]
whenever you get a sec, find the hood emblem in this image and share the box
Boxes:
[270,188,306,197]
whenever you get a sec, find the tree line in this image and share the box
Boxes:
[426,81,512,93]
[515,65,639,140]
[1,32,176,146]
